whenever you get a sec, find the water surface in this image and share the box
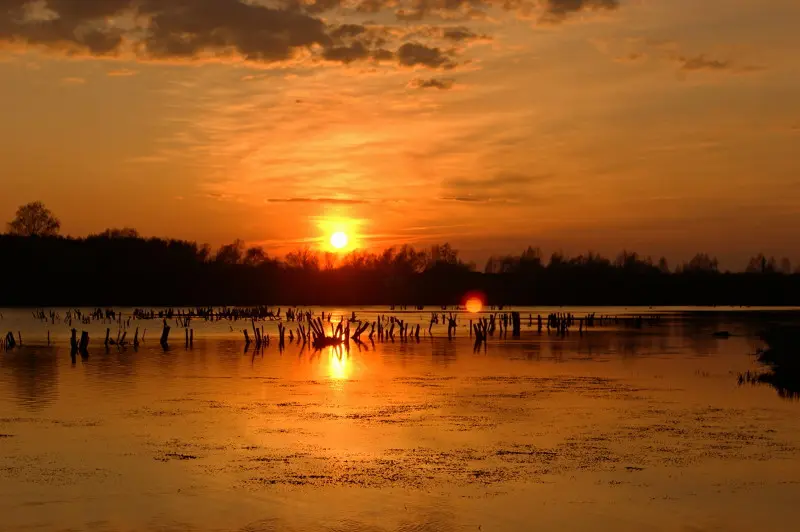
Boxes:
[1,308,799,531]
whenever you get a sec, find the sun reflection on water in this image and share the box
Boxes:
[327,346,351,381]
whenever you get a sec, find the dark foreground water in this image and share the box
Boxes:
[1,307,800,531]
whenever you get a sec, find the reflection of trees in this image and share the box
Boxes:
[0,347,59,411]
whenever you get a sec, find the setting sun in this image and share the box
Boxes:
[330,232,348,250]
[465,297,483,314]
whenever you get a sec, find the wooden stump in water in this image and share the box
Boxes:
[160,322,171,348]
[79,331,90,357]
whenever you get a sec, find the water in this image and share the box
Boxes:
[1,307,800,531]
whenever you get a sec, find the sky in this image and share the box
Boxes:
[1,0,799,269]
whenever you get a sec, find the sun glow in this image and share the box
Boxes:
[317,216,363,253]
[330,231,348,250]
[465,296,484,314]
[327,347,351,380]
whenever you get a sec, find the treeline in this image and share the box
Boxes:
[1,234,799,306]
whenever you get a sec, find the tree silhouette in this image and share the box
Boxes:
[682,253,719,273]
[243,246,268,266]
[93,227,140,239]
[214,239,245,264]
[7,201,60,237]
[746,254,777,274]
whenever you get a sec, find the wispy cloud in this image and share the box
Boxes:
[676,55,730,72]
[107,69,138,77]
[408,78,455,89]
[60,77,86,86]
[265,197,371,205]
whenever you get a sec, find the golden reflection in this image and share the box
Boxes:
[327,346,352,381]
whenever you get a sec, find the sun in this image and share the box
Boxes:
[465,297,483,314]
[330,231,348,250]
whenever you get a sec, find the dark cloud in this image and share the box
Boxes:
[266,197,369,204]
[397,42,454,69]
[439,196,488,202]
[541,0,620,23]
[395,0,487,21]
[408,77,455,89]
[0,0,127,55]
[442,26,484,42]
[0,0,332,61]
[138,0,332,62]
[330,24,368,40]
[441,172,554,203]
[0,0,476,69]
[677,55,729,72]
[355,0,387,13]
[322,41,370,63]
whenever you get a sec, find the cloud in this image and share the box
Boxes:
[60,76,86,85]
[0,0,462,70]
[107,68,138,77]
[322,41,371,63]
[441,27,485,42]
[673,54,764,75]
[441,172,555,203]
[677,55,730,72]
[265,197,370,205]
[439,195,491,203]
[408,77,455,89]
[614,52,646,64]
[397,42,454,69]
[540,0,620,23]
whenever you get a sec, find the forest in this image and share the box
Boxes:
[2,202,798,306]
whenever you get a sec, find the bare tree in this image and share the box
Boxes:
[285,247,320,271]
[780,257,792,275]
[243,246,268,266]
[683,253,719,273]
[7,201,60,237]
[746,254,777,274]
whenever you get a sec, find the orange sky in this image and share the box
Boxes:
[1,0,799,268]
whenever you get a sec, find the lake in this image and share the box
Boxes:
[1,307,799,531]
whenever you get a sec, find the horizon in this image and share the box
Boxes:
[1,215,795,274]
[1,0,799,271]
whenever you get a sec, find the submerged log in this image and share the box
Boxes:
[79,331,90,357]
[160,321,171,347]
[312,335,344,350]
[511,312,521,337]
